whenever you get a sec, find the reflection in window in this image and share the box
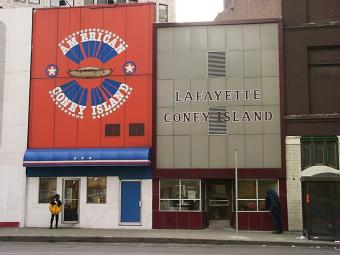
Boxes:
[159,4,168,23]
[236,180,279,211]
[160,179,201,211]
[39,178,57,203]
[87,177,107,203]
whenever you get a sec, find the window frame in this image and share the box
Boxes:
[159,179,201,212]
[301,137,339,170]
[86,177,107,204]
[159,3,168,23]
[38,177,57,204]
[234,179,279,212]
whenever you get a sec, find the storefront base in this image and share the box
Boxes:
[152,212,207,229]
[230,212,274,231]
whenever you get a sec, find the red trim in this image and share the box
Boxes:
[0,222,19,227]
[152,22,157,177]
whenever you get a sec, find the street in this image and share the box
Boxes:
[0,243,339,255]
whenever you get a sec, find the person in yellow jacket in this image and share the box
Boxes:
[49,194,62,229]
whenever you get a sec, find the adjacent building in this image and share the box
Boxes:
[0,0,175,23]
[283,0,340,240]
[154,20,285,230]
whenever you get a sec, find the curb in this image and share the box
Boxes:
[0,236,337,248]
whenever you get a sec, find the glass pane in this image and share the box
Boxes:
[238,200,257,211]
[97,0,107,4]
[181,200,200,211]
[314,141,324,164]
[84,0,93,4]
[65,180,79,199]
[302,142,312,169]
[258,199,266,211]
[160,179,179,199]
[160,200,179,211]
[159,4,168,22]
[238,180,256,199]
[181,180,200,199]
[64,199,79,222]
[326,142,337,168]
[39,178,57,203]
[258,180,278,199]
[64,180,79,222]
[87,177,107,203]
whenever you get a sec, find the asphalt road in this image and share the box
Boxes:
[0,243,339,255]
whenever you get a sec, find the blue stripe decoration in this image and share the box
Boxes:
[79,88,88,106]
[91,41,101,57]
[100,84,112,99]
[102,48,118,63]
[23,148,151,167]
[62,81,79,99]
[103,78,120,95]
[65,45,84,64]
[97,43,116,63]
[60,80,76,91]
[91,88,96,106]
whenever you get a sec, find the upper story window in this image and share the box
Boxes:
[209,106,227,135]
[159,4,168,23]
[129,123,144,136]
[105,124,120,136]
[51,0,74,6]
[301,137,339,170]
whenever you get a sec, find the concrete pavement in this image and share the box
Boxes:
[0,227,338,247]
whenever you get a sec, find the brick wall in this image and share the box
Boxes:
[285,136,303,231]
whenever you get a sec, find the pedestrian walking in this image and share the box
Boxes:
[265,190,283,234]
[49,194,62,229]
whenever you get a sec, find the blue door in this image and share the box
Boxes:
[121,181,141,224]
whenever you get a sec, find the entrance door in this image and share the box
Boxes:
[63,179,80,223]
[207,180,232,224]
[120,180,141,225]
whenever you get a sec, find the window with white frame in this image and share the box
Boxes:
[160,179,201,211]
[39,178,57,203]
[235,180,278,211]
[87,177,107,203]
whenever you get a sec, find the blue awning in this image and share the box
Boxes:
[23,147,151,167]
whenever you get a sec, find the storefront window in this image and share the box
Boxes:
[160,179,201,211]
[39,178,57,203]
[236,180,278,211]
[87,177,107,203]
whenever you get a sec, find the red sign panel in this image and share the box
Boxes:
[29,4,154,148]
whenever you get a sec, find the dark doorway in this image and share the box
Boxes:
[303,180,340,240]
[206,180,232,227]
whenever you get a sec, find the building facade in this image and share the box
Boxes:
[0,8,32,227]
[283,0,340,240]
[0,0,175,23]
[154,20,286,230]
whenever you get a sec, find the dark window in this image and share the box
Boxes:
[129,123,144,136]
[159,4,168,23]
[39,178,57,203]
[129,0,138,2]
[208,52,226,77]
[116,0,126,3]
[84,0,94,5]
[209,106,227,135]
[105,124,120,136]
[97,0,107,3]
[301,137,339,170]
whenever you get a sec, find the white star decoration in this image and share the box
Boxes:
[47,65,57,76]
[124,63,135,73]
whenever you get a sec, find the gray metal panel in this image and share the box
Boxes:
[226,25,244,51]
[174,79,191,107]
[174,136,191,168]
[191,136,209,168]
[191,78,208,107]
[261,23,279,50]
[262,77,280,105]
[245,135,264,168]
[190,105,209,135]
[190,26,208,51]
[174,27,190,53]
[174,53,191,79]
[157,136,174,168]
[226,51,244,77]
[157,54,174,79]
[191,52,207,79]
[262,50,279,77]
[226,105,245,134]
[209,135,228,168]
[173,106,191,135]
[157,79,174,107]
[227,135,245,168]
[263,105,281,134]
[227,78,244,106]
[244,105,263,134]
[244,78,262,106]
[244,50,262,78]
[208,78,227,106]
[208,26,226,51]
[157,108,174,135]
[263,134,281,168]
[244,24,261,50]
[157,27,174,54]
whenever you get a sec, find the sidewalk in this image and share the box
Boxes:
[0,227,338,247]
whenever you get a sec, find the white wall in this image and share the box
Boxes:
[25,177,153,229]
[0,8,32,227]
[285,136,303,231]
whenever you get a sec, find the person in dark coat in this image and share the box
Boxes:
[49,194,63,229]
[265,190,283,234]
